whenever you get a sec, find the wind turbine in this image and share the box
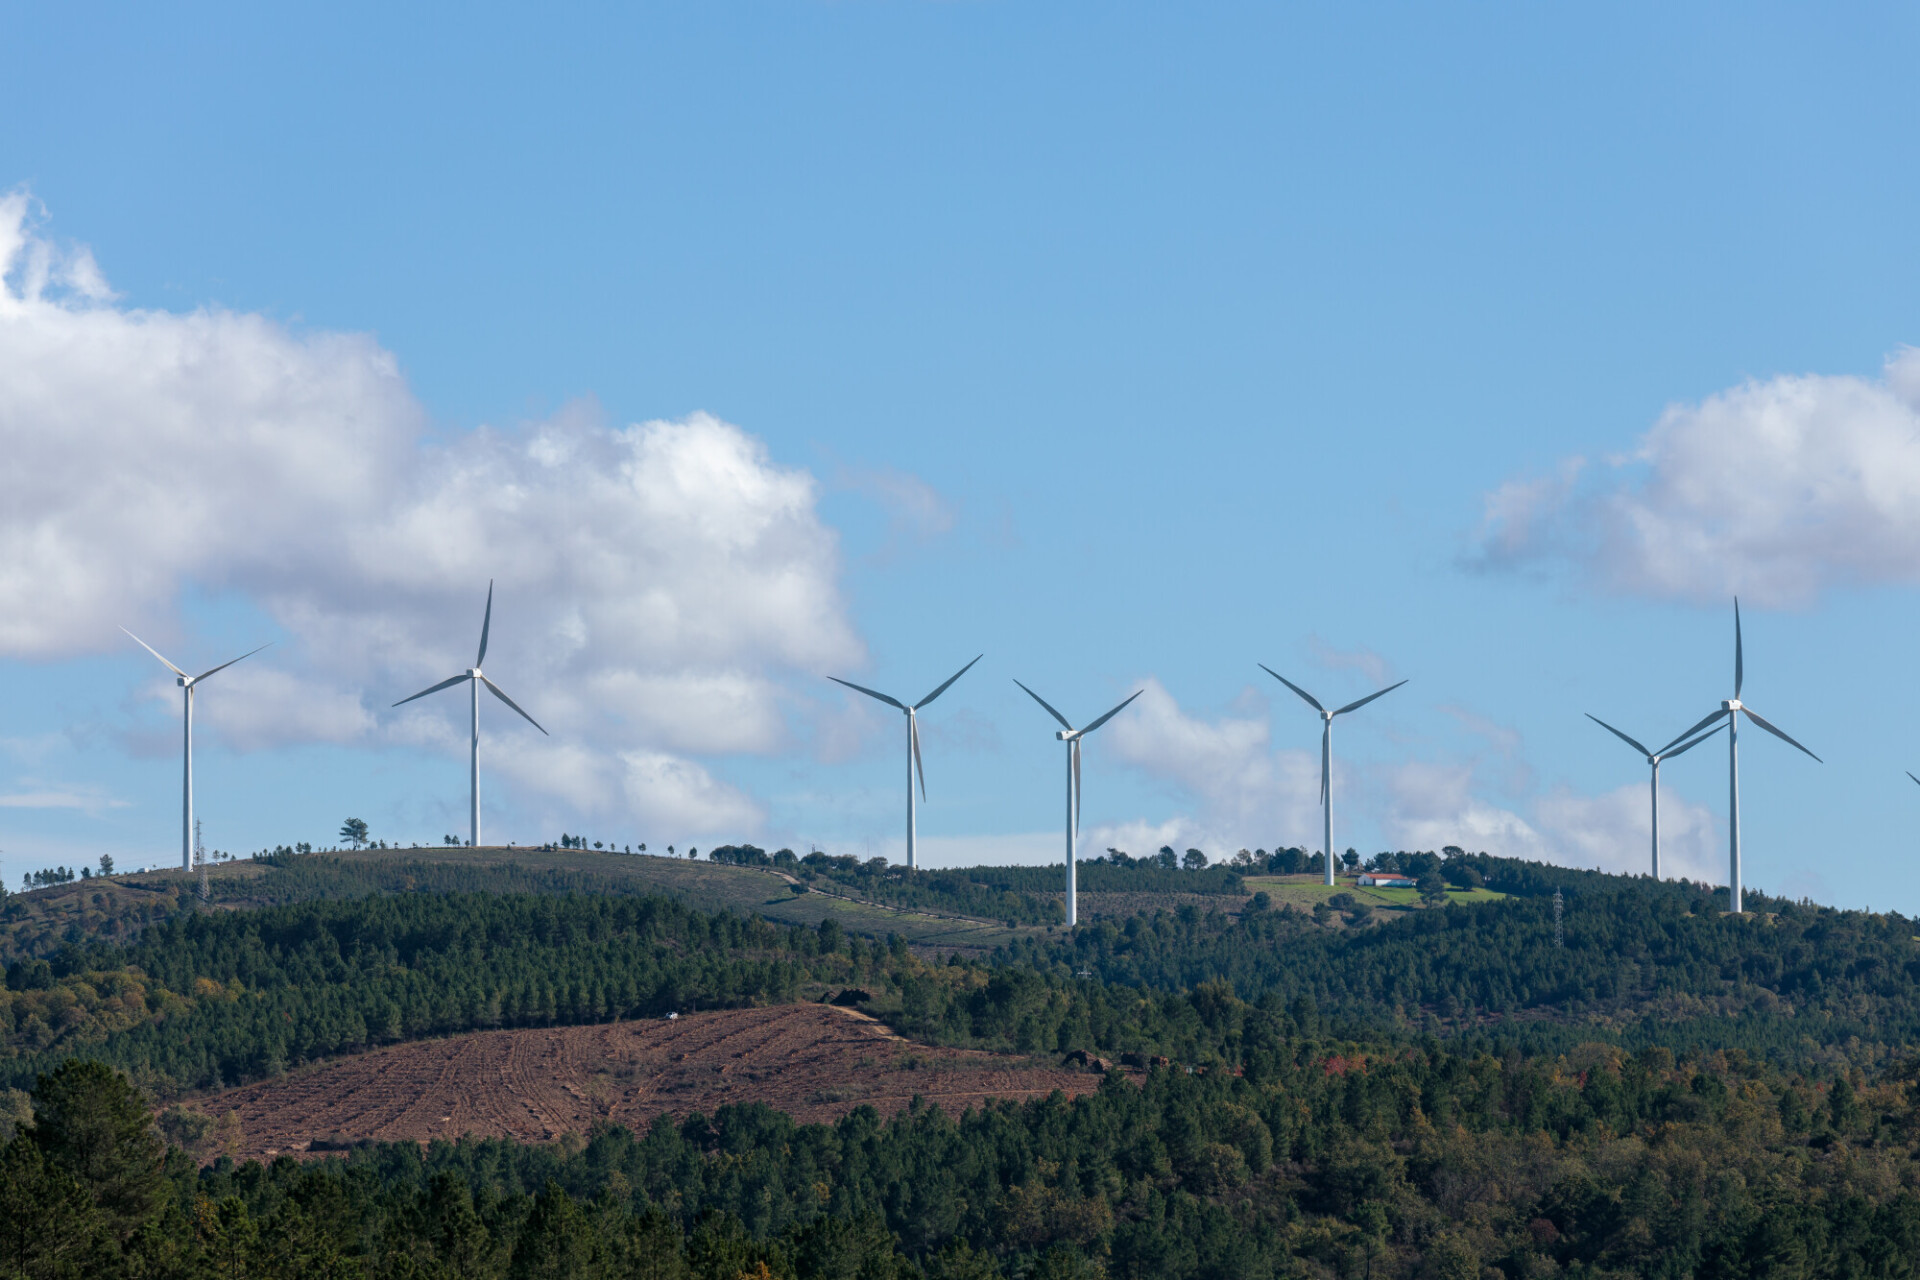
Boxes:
[1584,714,1725,878]
[121,628,271,872]
[1260,666,1407,886]
[1013,681,1141,927]
[1660,599,1820,913]
[392,581,547,849]
[828,655,981,870]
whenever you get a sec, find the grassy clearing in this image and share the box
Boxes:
[1241,874,1507,912]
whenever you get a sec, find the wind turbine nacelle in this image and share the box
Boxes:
[470,668,483,678]
[1056,730,1074,741]
[1723,699,1741,711]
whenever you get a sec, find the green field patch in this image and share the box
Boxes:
[1241,875,1507,911]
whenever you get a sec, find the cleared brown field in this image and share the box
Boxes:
[196,1004,1121,1159]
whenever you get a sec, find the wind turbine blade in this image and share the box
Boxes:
[1333,679,1408,718]
[482,675,548,735]
[1741,706,1820,763]
[121,628,187,678]
[1258,665,1325,714]
[1658,720,1725,761]
[1585,713,1652,758]
[392,672,470,707]
[190,642,273,684]
[1657,708,1728,755]
[914,654,983,710]
[1072,737,1082,832]
[1733,597,1744,699]
[911,715,926,803]
[476,580,494,667]
[1013,679,1073,731]
[1079,689,1143,737]
[827,676,907,711]
[1908,771,1920,788]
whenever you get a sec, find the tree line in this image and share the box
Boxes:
[10,1025,1920,1278]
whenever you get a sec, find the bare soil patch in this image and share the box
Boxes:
[197,1004,1121,1159]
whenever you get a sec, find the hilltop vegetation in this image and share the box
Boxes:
[0,842,1272,971]
[7,852,1919,1096]
[1026,858,1920,1068]
[7,848,1920,1276]
[2,891,881,1095]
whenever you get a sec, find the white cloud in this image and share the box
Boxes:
[1381,753,1721,883]
[0,785,127,813]
[0,193,865,834]
[1385,760,1547,857]
[1308,636,1396,688]
[839,464,956,542]
[1097,677,1324,854]
[617,752,763,834]
[1100,679,1724,882]
[1534,782,1720,882]
[1473,348,1920,607]
[173,664,379,751]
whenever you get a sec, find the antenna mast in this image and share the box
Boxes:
[1553,886,1564,948]
[194,818,209,902]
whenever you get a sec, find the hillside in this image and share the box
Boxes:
[0,843,1483,970]
[176,1003,1120,1160]
[9,851,1920,1277]
[0,847,1039,964]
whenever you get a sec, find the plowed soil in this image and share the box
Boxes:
[200,1004,1119,1159]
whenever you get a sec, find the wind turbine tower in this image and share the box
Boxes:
[828,656,981,870]
[393,581,547,848]
[1584,713,1724,878]
[1013,681,1141,926]
[1660,600,1820,913]
[122,628,271,872]
[1261,665,1406,886]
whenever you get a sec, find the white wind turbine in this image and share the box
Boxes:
[1260,666,1407,886]
[1584,713,1725,878]
[1013,681,1142,927]
[392,581,547,849]
[1660,599,1820,913]
[121,629,271,872]
[828,655,981,870]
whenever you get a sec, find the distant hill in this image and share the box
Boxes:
[7,847,1917,1103]
[1026,854,1920,1067]
[11,848,1920,1277]
[1,843,1263,965]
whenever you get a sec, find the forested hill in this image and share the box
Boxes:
[8,854,1920,1277]
[1021,856,1920,1067]
[3,852,1917,1101]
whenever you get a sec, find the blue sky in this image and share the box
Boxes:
[5,3,1920,912]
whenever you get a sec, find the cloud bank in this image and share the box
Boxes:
[0,193,862,835]
[1094,678,1722,880]
[1473,348,1920,607]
